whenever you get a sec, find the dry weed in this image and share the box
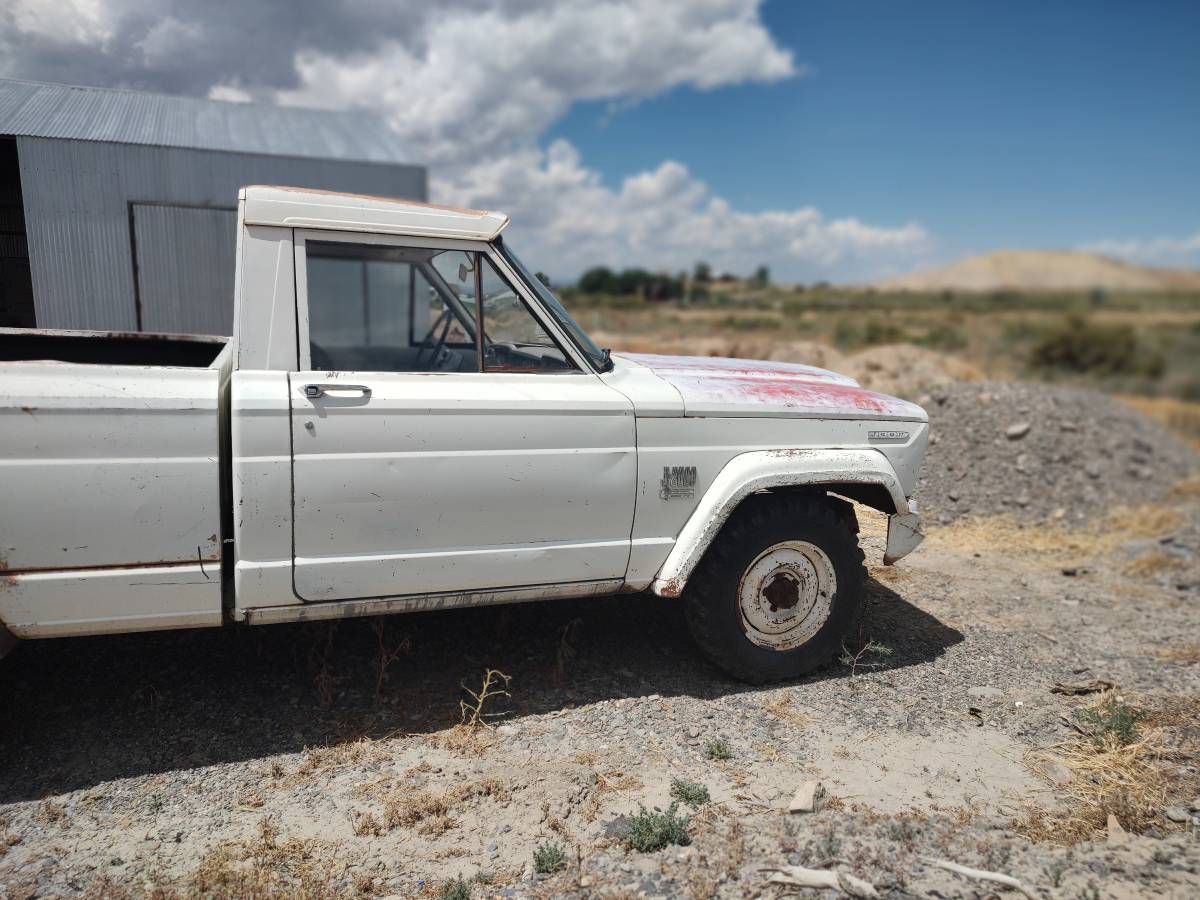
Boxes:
[581,769,642,820]
[459,668,511,728]
[1018,692,1200,844]
[237,788,265,810]
[307,624,339,710]
[752,742,782,762]
[369,618,411,704]
[428,668,514,755]
[555,618,583,682]
[348,809,383,837]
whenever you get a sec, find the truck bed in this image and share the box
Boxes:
[0,330,228,637]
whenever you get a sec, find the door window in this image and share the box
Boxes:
[305,242,478,373]
[304,241,575,373]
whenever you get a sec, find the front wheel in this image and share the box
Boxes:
[683,495,866,683]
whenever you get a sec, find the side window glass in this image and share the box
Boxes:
[479,257,575,372]
[305,242,479,372]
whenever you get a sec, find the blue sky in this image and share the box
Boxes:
[3,0,1197,280]
[547,0,1200,269]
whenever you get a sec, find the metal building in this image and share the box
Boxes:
[0,79,426,334]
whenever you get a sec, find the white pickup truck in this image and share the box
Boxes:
[0,186,928,682]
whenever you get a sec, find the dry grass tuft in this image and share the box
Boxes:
[0,816,20,859]
[351,778,510,836]
[1153,643,1200,664]
[1018,692,1200,844]
[931,503,1183,569]
[34,800,69,829]
[1169,474,1200,499]
[296,737,387,777]
[1124,550,1186,578]
[764,692,810,727]
[1119,395,1200,449]
[168,817,348,899]
[432,723,498,755]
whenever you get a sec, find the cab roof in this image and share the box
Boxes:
[239,185,510,241]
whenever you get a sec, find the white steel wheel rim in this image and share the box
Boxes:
[736,540,837,651]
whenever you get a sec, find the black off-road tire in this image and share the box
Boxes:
[683,494,866,683]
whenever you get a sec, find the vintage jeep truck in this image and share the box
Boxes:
[0,186,927,682]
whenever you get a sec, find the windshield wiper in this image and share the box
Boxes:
[599,347,614,372]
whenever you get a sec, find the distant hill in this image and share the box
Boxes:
[874,250,1200,292]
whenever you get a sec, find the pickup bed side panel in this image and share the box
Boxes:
[0,364,222,636]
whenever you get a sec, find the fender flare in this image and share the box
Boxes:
[650,448,909,597]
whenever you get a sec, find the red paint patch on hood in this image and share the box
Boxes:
[620,353,858,386]
[616,353,926,420]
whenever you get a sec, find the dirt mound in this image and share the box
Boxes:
[915,380,1200,524]
[845,343,982,398]
[875,249,1200,292]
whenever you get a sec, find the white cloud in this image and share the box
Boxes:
[275,0,796,166]
[1,0,933,280]
[1081,233,1200,268]
[437,140,931,281]
[3,0,112,45]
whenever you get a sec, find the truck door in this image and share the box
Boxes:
[288,233,637,602]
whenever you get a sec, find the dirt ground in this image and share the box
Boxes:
[2,384,1199,899]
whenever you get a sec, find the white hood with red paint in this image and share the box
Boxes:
[613,353,927,421]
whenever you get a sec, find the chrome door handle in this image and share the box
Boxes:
[303,383,371,398]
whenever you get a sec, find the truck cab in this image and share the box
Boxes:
[0,186,928,682]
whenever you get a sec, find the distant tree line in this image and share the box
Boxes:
[575,260,771,299]
[577,266,686,300]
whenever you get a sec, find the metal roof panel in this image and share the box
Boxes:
[0,79,413,164]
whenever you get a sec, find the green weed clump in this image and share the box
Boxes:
[669,778,710,808]
[532,841,566,874]
[619,802,691,852]
[703,738,732,760]
[1077,696,1141,747]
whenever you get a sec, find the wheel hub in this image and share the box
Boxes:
[737,541,837,651]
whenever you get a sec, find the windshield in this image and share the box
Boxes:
[498,240,611,371]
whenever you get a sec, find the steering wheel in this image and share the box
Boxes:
[414,310,453,371]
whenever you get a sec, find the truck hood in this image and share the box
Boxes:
[612,352,927,421]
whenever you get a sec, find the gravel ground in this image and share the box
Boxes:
[915,380,1199,525]
[2,387,1199,899]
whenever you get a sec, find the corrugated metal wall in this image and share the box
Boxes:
[17,137,427,332]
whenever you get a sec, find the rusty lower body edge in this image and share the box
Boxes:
[0,623,17,660]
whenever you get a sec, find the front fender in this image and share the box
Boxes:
[649,448,910,597]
